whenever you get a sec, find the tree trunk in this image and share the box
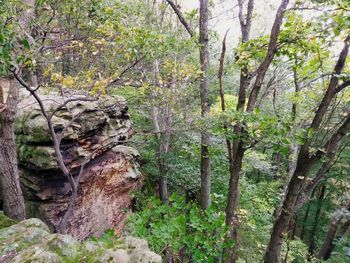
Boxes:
[264,150,311,263]
[150,58,170,203]
[222,2,256,261]
[318,213,342,260]
[0,78,26,221]
[0,0,36,222]
[224,141,244,263]
[199,0,211,210]
[151,102,169,203]
[160,87,172,203]
[308,185,326,256]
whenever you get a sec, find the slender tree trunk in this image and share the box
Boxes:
[318,213,342,260]
[151,58,171,203]
[264,151,312,263]
[0,78,26,221]
[224,141,244,263]
[0,0,37,222]
[161,92,172,203]
[274,152,282,178]
[150,100,169,203]
[318,201,350,260]
[222,1,256,261]
[199,0,211,210]
[308,185,326,256]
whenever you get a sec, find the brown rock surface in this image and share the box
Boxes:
[14,93,143,240]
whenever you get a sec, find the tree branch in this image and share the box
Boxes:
[335,80,350,94]
[246,0,290,111]
[310,35,350,131]
[165,0,194,37]
[107,56,144,87]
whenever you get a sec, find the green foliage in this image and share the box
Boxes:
[281,238,310,263]
[2,0,350,262]
[325,236,350,263]
[89,229,123,249]
[0,212,16,229]
[0,2,16,75]
[127,194,231,262]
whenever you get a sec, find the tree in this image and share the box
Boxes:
[199,0,211,210]
[0,0,37,221]
[222,1,289,262]
[319,199,350,260]
[165,0,212,209]
[0,77,26,221]
[264,34,350,263]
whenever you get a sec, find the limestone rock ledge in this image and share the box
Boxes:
[14,94,143,240]
[0,218,162,263]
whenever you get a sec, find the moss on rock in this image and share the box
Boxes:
[0,212,16,230]
[0,218,161,263]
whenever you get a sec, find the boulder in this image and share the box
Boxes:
[0,218,162,263]
[14,93,143,239]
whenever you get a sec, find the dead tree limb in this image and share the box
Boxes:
[165,0,194,37]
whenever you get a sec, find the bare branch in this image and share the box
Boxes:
[218,29,230,112]
[335,80,350,94]
[165,0,194,37]
[108,56,144,87]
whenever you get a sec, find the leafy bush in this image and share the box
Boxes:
[126,194,232,262]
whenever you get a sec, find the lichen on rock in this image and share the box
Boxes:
[0,218,162,263]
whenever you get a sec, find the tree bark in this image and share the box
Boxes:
[0,0,37,222]
[318,213,342,260]
[150,95,169,203]
[224,140,245,263]
[0,78,26,221]
[199,0,211,210]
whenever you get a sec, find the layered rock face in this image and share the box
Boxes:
[14,94,143,240]
[0,217,161,262]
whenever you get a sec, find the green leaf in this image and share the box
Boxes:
[21,39,30,49]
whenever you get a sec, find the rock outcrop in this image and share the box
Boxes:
[14,94,143,239]
[0,218,162,263]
